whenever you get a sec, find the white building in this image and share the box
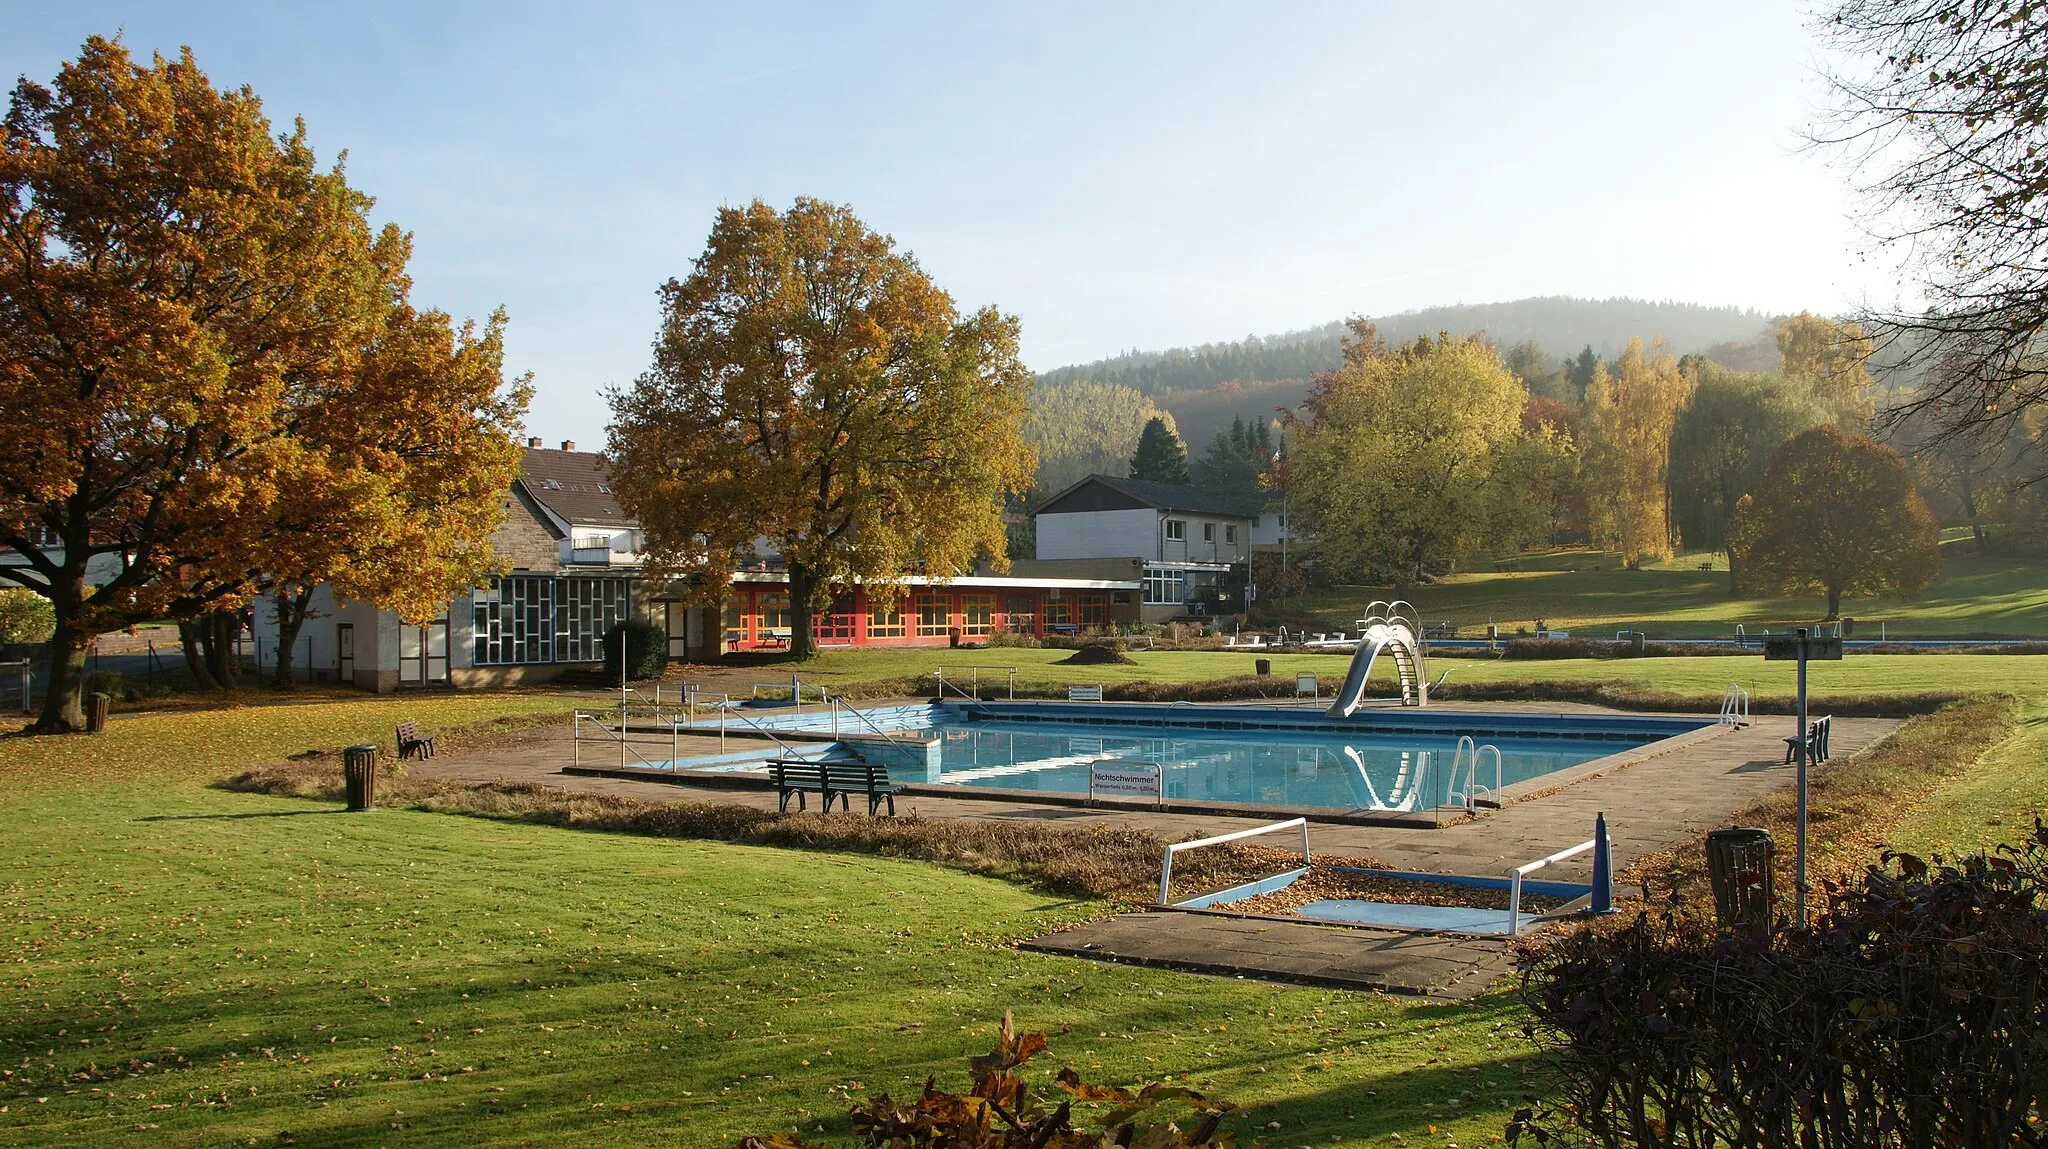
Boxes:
[251,441,667,691]
[1030,474,1256,623]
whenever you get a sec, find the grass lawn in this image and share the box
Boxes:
[0,694,1538,1147]
[1287,550,2048,638]
[1887,699,2048,858]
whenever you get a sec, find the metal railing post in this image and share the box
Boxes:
[573,711,582,768]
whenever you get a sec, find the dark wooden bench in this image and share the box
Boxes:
[1782,714,1832,764]
[767,758,899,815]
[396,720,436,760]
[768,760,829,812]
[821,762,900,816]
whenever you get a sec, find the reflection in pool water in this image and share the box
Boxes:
[921,721,1638,811]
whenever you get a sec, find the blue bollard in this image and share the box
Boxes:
[1590,811,1616,914]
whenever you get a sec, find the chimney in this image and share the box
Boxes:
[527,436,543,448]
[560,439,576,452]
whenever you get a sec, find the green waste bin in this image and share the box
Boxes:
[85,692,111,734]
[343,744,379,811]
[1707,827,1774,931]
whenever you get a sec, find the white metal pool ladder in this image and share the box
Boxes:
[1447,736,1503,810]
[1718,683,1750,726]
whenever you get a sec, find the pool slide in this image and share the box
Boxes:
[1326,618,1431,716]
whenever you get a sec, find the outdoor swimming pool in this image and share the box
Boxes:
[685,701,1716,814]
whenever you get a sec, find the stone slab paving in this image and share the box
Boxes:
[403,705,1901,996]
[1020,911,1520,998]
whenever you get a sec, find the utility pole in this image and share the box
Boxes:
[1764,626,1840,928]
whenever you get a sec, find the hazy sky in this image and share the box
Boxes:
[6,2,1871,447]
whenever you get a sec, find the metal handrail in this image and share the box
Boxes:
[1508,837,1599,935]
[1446,736,1503,810]
[1158,817,1311,905]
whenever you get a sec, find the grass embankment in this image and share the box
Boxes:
[0,694,1539,1148]
[1288,549,2048,638]
[768,646,2048,712]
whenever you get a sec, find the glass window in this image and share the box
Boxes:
[1143,566,1186,605]
[758,593,791,636]
[915,594,952,637]
[724,598,746,646]
[1203,522,1214,542]
[1043,598,1072,630]
[1165,519,1185,540]
[961,594,995,636]
[1075,594,1107,627]
[1001,596,1036,635]
[554,577,630,662]
[867,599,905,639]
[1225,525,1237,544]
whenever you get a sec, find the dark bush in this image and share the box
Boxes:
[1513,826,2048,1148]
[602,619,667,681]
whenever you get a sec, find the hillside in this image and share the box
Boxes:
[1037,296,1782,452]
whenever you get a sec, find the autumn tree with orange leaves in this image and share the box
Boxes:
[0,39,528,728]
[608,198,1035,659]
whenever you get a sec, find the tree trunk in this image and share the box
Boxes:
[1826,586,1842,620]
[786,562,819,660]
[1958,465,1985,553]
[32,616,90,733]
[178,620,222,692]
[208,612,241,688]
[271,587,317,689]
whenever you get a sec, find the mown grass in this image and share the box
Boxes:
[772,646,2048,711]
[0,693,1540,1147]
[1886,700,2048,858]
[1290,549,2048,638]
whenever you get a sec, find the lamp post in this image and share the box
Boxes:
[1763,626,1841,927]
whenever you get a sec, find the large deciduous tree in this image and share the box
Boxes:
[0,39,386,731]
[1817,0,2048,445]
[263,273,531,688]
[1667,361,1826,565]
[1728,425,1940,618]
[608,198,1035,659]
[1288,323,1528,584]
[1583,338,1692,565]
[1775,312,1875,431]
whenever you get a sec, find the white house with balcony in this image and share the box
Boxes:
[1031,474,1256,623]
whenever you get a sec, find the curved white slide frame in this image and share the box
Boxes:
[1326,601,1431,716]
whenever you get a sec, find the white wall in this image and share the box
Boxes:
[1155,514,1252,565]
[1035,507,1160,561]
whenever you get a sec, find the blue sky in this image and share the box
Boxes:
[6,2,1868,447]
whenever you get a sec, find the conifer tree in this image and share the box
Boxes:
[1127,416,1190,484]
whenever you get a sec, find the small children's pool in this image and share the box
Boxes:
[699,702,1714,815]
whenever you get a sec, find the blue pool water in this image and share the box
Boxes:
[902,716,1668,811]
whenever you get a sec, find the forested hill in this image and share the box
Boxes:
[1036,297,1776,395]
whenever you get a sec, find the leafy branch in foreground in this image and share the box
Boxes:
[738,1013,1236,1148]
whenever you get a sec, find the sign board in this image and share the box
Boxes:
[1763,635,1843,661]
[1089,761,1163,802]
[1295,672,1319,697]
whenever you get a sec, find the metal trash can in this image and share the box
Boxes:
[1707,827,1774,931]
[343,744,379,811]
[1254,657,1272,677]
[85,691,111,734]
[1628,631,1646,656]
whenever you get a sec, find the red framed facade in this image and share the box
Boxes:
[720,583,1118,649]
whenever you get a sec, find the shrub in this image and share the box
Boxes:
[602,619,667,681]
[1514,827,2048,1148]
[984,627,1040,648]
[0,587,53,644]
[82,669,124,699]
[738,1013,1235,1148]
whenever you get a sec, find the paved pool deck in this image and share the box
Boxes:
[402,701,1900,997]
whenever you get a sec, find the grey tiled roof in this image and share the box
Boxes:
[515,448,636,528]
